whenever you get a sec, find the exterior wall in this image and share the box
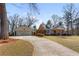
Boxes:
[52,29,64,35]
[15,31,32,36]
[36,29,46,34]
[46,29,53,35]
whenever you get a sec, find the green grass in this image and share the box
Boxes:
[44,36,79,53]
[0,40,34,56]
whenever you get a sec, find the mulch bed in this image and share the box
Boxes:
[0,39,17,46]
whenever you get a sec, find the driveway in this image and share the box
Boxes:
[10,36,79,56]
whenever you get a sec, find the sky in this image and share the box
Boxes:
[6,3,79,28]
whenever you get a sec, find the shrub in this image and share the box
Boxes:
[36,33,44,37]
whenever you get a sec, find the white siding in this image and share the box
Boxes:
[16,31,32,36]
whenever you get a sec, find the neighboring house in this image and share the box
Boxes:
[45,29,53,35]
[37,22,65,35]
[52,24,65,35]
[36,22,46,34]
[14,25,32,36]
[46,22,65,35]
[52,27,65,35]
[45,26,54,35]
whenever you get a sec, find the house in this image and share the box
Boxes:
[52,24,65,35]
[52,27,65,35]
[45,21,65,35]
[37,22,65,35]
[14,25,32,36]
[36,22,46,34]
[45,29,53,35]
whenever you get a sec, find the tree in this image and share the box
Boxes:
[0,3,39,39]
[33,25,37,35]
[13,3,39,14]
[33,25,37,31]
[28,3,40,15]
[18,17,24,27]
[52,15,58,25]
[0,3,8,39]
[26,3,39,27]
[9,3,39,34]
[9,14,23,35]
[58,21,63,26]
[46,20,52,29]
[17,3,39,27]
[63,3,79,35]
[51,14,63,27]
[26,13,38,27]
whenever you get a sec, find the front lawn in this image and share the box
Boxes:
[44,36,79,53]
[0,39,34,56]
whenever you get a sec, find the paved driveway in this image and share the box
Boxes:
[10,36,79,56]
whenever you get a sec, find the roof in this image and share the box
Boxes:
[15,25,32,32]
[53,24,65,30]
[53,27,65,31]
[38,22,46,30]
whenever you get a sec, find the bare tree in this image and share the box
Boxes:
[63,3,79,35]
[26,3,39,27]
[52,15,58,26]
[9,3,39,35]
[9,14,23,35]
[26,13,38,27]
[13,3,39,27]
[13,3,40,15]
[0,3,39,39]
[28,3,40,15]
[51,14,62,27]
[18,17,24,27]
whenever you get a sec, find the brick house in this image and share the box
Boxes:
[52,26,65,35]
[36,23,46,34]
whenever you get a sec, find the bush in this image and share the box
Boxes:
[36,33,44,37]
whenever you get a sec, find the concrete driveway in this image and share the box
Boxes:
[10,36,79,56]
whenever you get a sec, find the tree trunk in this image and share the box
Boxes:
[71,21,73,35]
[66,23,69,35]
[0,3,9,39]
